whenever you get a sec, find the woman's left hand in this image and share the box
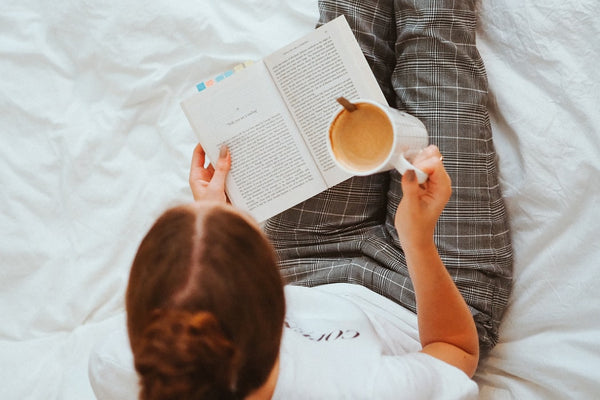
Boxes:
[189,143,231,203]
[394,145,451,249]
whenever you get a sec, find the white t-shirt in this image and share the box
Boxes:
[89,284,477,399]
[273,284,478,399]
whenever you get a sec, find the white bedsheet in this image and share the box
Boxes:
[1,1,598,399]
[476,1,600,398]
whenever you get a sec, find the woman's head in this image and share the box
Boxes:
[126,202,285,400]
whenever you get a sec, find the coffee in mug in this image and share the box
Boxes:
[327,99,429,183]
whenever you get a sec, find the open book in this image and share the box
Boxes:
[181,16,386,222]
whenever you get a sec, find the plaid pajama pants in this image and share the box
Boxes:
[264,0,513,353]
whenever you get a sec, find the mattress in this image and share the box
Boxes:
[1,0,598,398]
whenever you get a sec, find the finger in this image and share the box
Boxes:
[412,146,444,176]
[208,145,231,191]
[414,156,443,176]
[401,169,420,201]
[191,143,206,170]
[422,144,441,157]
[190,144,208,187]
[410,145,439,164]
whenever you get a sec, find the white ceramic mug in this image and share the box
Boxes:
[327,99,429,183]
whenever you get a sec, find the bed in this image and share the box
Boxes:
[1,0,598,399]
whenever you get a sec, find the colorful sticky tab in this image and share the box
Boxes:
[195,61,255,92]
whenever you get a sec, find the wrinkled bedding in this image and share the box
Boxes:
[1,0,598,398]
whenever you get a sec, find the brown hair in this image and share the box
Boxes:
[126,204,285,400]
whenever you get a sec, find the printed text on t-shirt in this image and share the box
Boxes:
[284,320,360,342]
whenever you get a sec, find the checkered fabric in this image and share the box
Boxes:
[263,0,513,353]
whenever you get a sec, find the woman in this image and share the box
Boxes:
[125,0,512,398]
[125,143,479,399]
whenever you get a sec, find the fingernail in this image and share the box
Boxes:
[219,145,228,158]
[405,169,416,182]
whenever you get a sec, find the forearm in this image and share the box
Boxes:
[395,152,478,375]
[404,240,479,373]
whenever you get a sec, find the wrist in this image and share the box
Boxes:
[398,227,436,252]
[402,238,437,258]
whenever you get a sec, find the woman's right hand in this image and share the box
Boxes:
[394,145,451,249]
[189,143,231,203]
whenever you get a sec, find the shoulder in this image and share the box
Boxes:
[88,318,139,400]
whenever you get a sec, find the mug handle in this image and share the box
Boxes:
[393,154,429,184]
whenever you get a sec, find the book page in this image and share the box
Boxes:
[264,16,387,186]
[181,62,325,222]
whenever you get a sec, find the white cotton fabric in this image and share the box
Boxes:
[88,316,139,400]
[273,284,478,399]
[2,0,600,399]
[87,284,477,400]
[0,1,320,399]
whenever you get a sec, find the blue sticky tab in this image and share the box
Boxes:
[215,74,225,82]
[223,70,234,78]
[196,82,206,92]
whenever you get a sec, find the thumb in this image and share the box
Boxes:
[209,145,231,191]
